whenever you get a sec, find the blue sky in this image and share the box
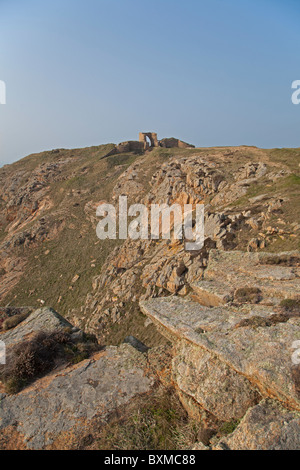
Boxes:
[0,0,299,166]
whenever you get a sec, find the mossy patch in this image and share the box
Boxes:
[219,419,240,436]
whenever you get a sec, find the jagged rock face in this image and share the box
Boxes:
[0,143,299,450]
[192,249,300,306]
[0,144,299,342]
[0,153,77,302]
[79,148,298,342]
[173,340,261,421]
[140,295,299,411]
[140,247,300,448]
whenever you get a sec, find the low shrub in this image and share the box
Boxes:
[234,287,262,304]
[0,329,100,394]
[280,298,300,313]
[2,311,31,330]
[262,254,300,266]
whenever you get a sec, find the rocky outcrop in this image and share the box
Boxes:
[0,307,154,450]
[173,340,260,421]
[0,307,73,349]
[0,344,153,450]
[140,249,300,448]
[0,141,299,450]
[82,154,276,339]
[215,399,300,450]
[141,295,300,411]
[192,249,300,307]
[103,134,194,157]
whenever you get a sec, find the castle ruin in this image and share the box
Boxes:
[103,132,195,159]
[139,132,159,150]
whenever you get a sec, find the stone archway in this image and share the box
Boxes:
[139,132,159,150]
[145,136,152,148]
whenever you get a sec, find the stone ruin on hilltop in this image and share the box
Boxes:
[105,132,195,157]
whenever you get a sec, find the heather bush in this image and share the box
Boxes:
[0,329,100,394]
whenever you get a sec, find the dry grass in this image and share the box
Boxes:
[262,254,300,266]
[2,311,31,330]
[234,314,289,329]
[280,298,300,313]
[94,387,199,451]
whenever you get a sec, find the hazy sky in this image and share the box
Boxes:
[0,0,300,167]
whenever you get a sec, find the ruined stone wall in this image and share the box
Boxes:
[159,137,195,149]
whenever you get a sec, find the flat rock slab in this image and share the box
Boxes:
[239,265,298,281]
[204,250,300,279]
[140,297,276,338]
[215,399,300,450]
[191,280,235,306]
[140,297,300,411]
[0,344,153,449]
[192,250,300,305]
[0,307,72,349]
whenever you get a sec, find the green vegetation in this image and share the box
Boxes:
[219,419,240,435]
[268,148,300,174]
[2,144,137,316]
[106,153,136,169]
[1,143,300,346]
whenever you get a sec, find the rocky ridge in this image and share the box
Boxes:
[0,143,299,449]
[78,148,299,345]
[140,248,300,449]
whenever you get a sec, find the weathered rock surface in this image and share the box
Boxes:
[139,248,300,448]
[0,307,72,349]
[0,142,299,450]
[173,340,260,421]
[159,137,195,149]
[140,294,300,413]
[83,153,277,339]
[192,250,300,307]
[0,344,153,450]
[140,276,300,413]
[215,399,300,450]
